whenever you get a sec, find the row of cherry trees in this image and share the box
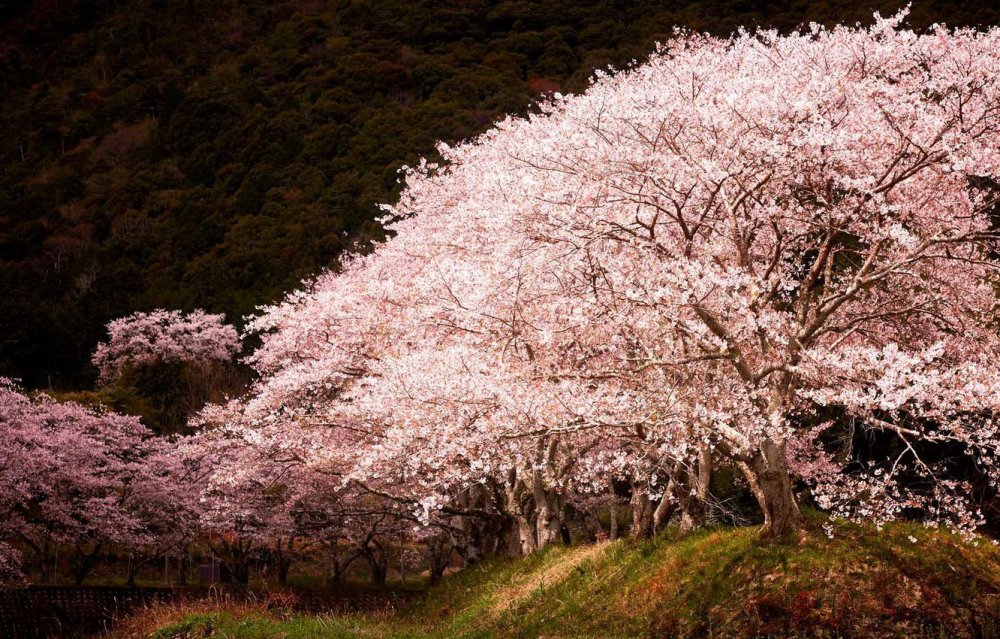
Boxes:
[4,13,1000,585]
[0,311,444,585]
[224,12,1000,550]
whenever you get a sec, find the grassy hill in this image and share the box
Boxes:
[118,515,1000,638]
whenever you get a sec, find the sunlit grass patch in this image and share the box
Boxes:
[128,521,1000,639]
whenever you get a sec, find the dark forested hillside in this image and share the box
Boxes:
[2,0,999,388]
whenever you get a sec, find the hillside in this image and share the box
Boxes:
[119,517,1000,638]
[4,0,1000,388]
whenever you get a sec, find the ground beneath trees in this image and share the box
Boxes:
[116,516,1000,638]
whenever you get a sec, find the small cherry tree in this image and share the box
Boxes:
[93,309,244,433]
[93,309,240,381]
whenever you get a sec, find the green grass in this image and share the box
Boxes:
[122,516,1000,639]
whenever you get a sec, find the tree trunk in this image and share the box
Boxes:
[232,562,250,585]
[39,537,51,584]
[20,532,51,583]
[679,447,713,533]
[457,529,482,566]
[429,558,448,585]
[126,557,139,587]
[531,452,565,551]
[514,514,537,555]
[178,552,188,586]
[274,537,294,586]
[426,536,452,585]
[609,495,619,541]
[629,482,655,539]
[652,486,676,534]
[361,537,388,586]
[73,545,100,586]
[277,556,291,585]
[329,543,360,583]
[210,536,253,585]
[747,440,800,538]
[503,469,537,556]
[534,491,564,549]
[367,556,387,585]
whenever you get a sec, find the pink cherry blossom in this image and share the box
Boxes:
[93,309,240,382]
[237,13,1000,540]
[0,379,156,581]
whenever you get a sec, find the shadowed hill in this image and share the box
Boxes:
[3,0,1000,388]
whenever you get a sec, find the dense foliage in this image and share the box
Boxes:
[218,13,1000,554]
[0,379,159,583]
[4,0,1000,388]
[93,309,239,381]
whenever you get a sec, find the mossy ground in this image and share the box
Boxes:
[118,515,1000,639]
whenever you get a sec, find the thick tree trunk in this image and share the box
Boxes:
[629,483,656,539]
[232,562,251,585]
[274,537,294,586]
[500,439,577,555]
[502,467,537,556]
[361,536,389,586]
[747,440,800,538]
[534,491,564,549]
[73,545,100,586]
[452,484,491,564]
[126,557,139,587]
[651,476,679,534]
[39,537,51,584]
[429,559,448,585]
[456,527,483,566]
[531,445,566,550]
[737,460,768,515]
[426,536,453,585]
[367,557,387,585]
[514,514,537,555]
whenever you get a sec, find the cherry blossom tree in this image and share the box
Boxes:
[2,15,999,591]
[0,379,155,582]
[406,14,1000,537]
[93,309,240,381]
[199,12,1000,557]
[120,439,205,587]
[377,12,1000,536]
[93,309,244,433]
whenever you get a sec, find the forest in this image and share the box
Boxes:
[3,0,1000,390]
[3,2,1000,638]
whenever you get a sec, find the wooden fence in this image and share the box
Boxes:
[0,585,407,638]
[0,586,172,638]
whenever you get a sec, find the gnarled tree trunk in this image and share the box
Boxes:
[426,535,454,585]
[532,485,565,549]
[73,544,101,586]
[629,481,656,539]
[742,439,800,538]
[360,536,389,585]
